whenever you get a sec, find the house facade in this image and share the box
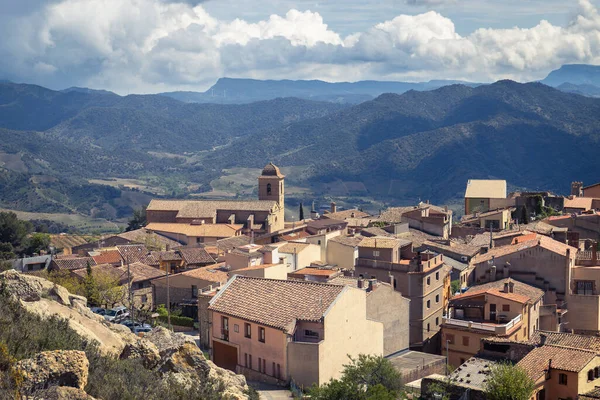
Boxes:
[464,179,507,214]
[207,276,383,388]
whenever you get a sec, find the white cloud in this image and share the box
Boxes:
[1,0,600,93]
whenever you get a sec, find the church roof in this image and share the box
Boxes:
[261,162,284,178]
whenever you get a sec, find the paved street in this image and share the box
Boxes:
[249,382,293,400]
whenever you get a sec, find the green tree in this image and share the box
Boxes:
[23,233,51,256]
[519,206,530,225]
[309,355,405,399]
[126,207,147,232]
[484,362,535,400]
[450,280,461,295]
[299,202,305,221]
[84,262,99,306]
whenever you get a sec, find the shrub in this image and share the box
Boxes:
[158,315,195,327]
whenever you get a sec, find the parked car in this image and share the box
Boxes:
[132,325,153,336]
[90,307,106,316]
[104,306,129,323]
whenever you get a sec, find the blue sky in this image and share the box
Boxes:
[1,0,599,93]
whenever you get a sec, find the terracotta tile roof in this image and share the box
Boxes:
[528,331,600,354]
[306,219,347,231]
[517,345,596,380]
[153,250,182,261]
[117,228,181,249]
[422,240,480,258]
[328,235,363,247]
[278,242,314,254]
[117,262,164,283]
[209,276,345,333]
[117,245,157,265]
[288,267,340,278]
[235,263,281,272]
[464,179,507,199]
[327,276,361,288]
[361,227,393,237]
[180,264,228,282]
[281,231,311,241]
[147,199,278,219]
[146,223,243,238]
[49,234,94,250]
[323,209,370,220]
[51,257,96,271]
[471,235,576,264]
[511,233,538,245]
[178,247,215,265]
[91,250,122,265]
[215,236,251,252]
[398,229,439,248]
[564,197,594,210]
[451,278,544,305]
[71,263,126,284]
[260,162,285,178]
[359,236,404,249]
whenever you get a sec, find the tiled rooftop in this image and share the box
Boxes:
[146,223,243,238]
[209,276,345,333]
[51,257,96,271]
[178,247,216,265]
[517,345,596,380]
[359,236,407,249]
[323,209,370,220]
[147,199,278,219]
[471,235,576,264]
[451,278,544,305]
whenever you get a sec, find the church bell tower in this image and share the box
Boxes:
[258,162,285,207]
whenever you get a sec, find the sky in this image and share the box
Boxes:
[1,0,600,94]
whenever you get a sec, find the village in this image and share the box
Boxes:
[11,163,600,399]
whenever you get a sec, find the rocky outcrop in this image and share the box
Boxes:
[0,271,251,399]
[16,350,89,393]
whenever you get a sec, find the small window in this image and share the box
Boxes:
[589,370,594,381]
[277,364,281,379]
[373,250,380,257]
[462,336,470,346]
[249,354,252,369]
[436,272,440,280]
[427,277,431,285]
[272,362,276,377]
[258,357,262,373]
[191,285,198,298]
[141,294,148,303]
[245,323,251,338]
[523,327,527,336]
[267,183,272,195]
[427,300,431,309]
[244,353,248,368]
[234,324,239,333]
[259,327,266,343]
[318,240,322,245]
[502,304,510,312]
[305,330,319,339]
[436,294,440,303]
[559,373,568,385]
[436,317,439,326]
[427,323,430,332]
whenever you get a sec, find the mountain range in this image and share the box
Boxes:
[1,72,600,224]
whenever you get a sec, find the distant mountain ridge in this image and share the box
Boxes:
[542,64,600,97]
[159,77,481,104]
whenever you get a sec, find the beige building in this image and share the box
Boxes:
[277,242,322,272]
[146,163,286,235]
[229,263,288,280]
[208,276,383,388]
[354,237,451,352]
[464,179,507,214]
[460,207,515,230]
[145,222,243,245]
[442,278,544,368]
[326,235,361,270]
[379,203,453,239]
[305,229,342,262]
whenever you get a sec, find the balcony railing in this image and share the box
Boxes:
[443,314,522,335]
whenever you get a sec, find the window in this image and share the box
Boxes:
[559,373,568,385]
[245,323,251,338]
[234,324,239,333]
[259,327,266,343]
[502,304,510,312]
[576,280,594,295]
[191,285,198,298]
[462,336,470,346]
[373,250,380,257]
[258,357,262,373]
[141,294,148,303]
[273,362,276,377]
[427,300,431,309]
[305,330,319,339]
[589,370,595,381]
[249,354,252,369]
[267,183,272,195]
[277,364,281,379]
[427,277,431,285]
[436,272,440,280]
[427,323,430,332]
[221,316,229,341]
[244,353,248,368]
[436,317,439,326]
[318,240,321,245]
[436,294,440,303]
[446,334,455,344]
[263,359,266,374]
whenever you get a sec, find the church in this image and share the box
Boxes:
[145,163,286,240]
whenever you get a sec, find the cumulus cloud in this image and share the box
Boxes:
[404,0,456,6]
[1,0,600,93]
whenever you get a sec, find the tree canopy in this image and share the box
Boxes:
[484,362,535,400]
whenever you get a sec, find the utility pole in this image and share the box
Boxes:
[127,255,134,322]
[166,265,172,331]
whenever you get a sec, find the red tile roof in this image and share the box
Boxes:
[91,250,122,265]
[209,276,345,333]
[517,345,596,380]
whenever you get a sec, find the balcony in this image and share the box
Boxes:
[442,314,522,335]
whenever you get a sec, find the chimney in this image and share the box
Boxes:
[166,244,170,251]
[388,273,395,288]
[444,206,448,213]
[367,279,375,292]
[331,202,337,214]
[540,334,547,346]
[509,281,515,293]
[357,278,364,289]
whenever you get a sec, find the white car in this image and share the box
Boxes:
[104,306,129,323]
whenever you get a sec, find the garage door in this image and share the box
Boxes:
[213,341,238,372]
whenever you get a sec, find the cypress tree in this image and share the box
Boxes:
[299,202,305,221]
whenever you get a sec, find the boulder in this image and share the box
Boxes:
[0,270,54,302]
[16,350,89,393]
[32,386,97,400]
[119,338,161,369]
[143,326,196,356]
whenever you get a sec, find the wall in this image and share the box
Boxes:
[577,356,600,395]
[146,210,179,223]
[236,264,288,280]
[287,341,321,389]
[211,312,288,379]
[198,294,212,349]
[326,241,358,270]
[358,246,397,263]
[465,198,490,214]
[565,292,600,333]
[153,274,222,307]
[584,185,600,198]
[280,244,322,271]
[306,230,341,262]
[318,288,383,385]
[226,251,261,270]
[367,284,410,355]
[544,370,579,400]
